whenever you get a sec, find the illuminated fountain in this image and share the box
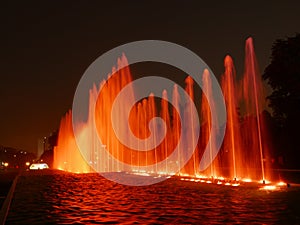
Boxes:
[54,37,274,186]
[239,38,270,182]
[53,110,92,173]
[220,55,241,179]
[200,69,220,178]
[216,38,270,182]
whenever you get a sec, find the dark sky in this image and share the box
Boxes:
[0,1,299,153]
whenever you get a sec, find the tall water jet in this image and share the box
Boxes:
[201,69,219,178]
[221,55,242,179]
[53,38,273,183]
[148,94,158,173]
[184,76,197,175]
[161,90,171,174]
[241,37,267,181]
[94,54,136,172]
[53,110,92,173]
[172,85,181,175]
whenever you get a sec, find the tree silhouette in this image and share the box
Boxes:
[263,33,300,127]
[263,34,300,168]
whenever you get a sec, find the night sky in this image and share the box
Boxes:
[0,1,299,153]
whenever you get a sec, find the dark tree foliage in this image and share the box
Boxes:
[263,34,300,169]
[263,33,300,126]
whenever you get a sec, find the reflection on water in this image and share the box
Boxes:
[6,170,300,224]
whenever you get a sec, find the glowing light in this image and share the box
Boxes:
[181,174,190,177]
[4,162,9,167]
[53,40,272,183]
[260,185,277,191]
[277,181,286,186]
[29,163,49,170]
[242,178,252,182]
[132,172,150,177]
[25,162,30,166]
[158,171,168,175]
[232,183,240,187]
[206,180,212,184]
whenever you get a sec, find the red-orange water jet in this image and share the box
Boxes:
[221,55,242,179]
[53,38,272,183]
[239,37,270,181]
[53,110,93,173]
[201,69,219,178]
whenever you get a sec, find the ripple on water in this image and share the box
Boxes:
[5,170,300,224]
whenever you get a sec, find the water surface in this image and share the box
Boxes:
[6,170,300,224]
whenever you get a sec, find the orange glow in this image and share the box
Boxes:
[53,39,273,185]
[200,70,219,178]
[277,181,286,186]
[181,174,190,177]
[242,178,252,183]
[53,110,94,173]
[219,40,271,181]
[259,180,271,184]
[220,55,241,179]
[259,185,277,191]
